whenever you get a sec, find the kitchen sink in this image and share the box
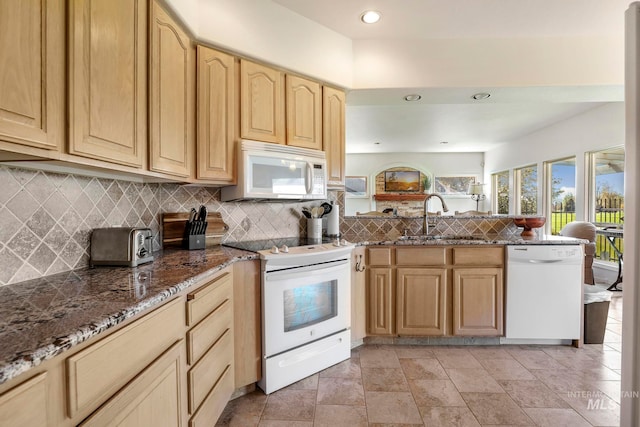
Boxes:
[396,235,486,241]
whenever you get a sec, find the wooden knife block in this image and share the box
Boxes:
[162,212,229,248]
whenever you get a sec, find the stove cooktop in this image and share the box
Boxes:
[223,237,332,253]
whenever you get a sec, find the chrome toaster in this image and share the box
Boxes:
[90,227,154,267]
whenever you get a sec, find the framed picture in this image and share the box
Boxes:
[384,171,420,192]
[434,175,477,195]
[345,176,368,198]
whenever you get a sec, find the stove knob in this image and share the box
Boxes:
[333,239,341,247]
[341,239,349,246]
[270,245,279,254]
[280,245,289,253]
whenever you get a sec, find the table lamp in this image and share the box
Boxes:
[469,183,486,210]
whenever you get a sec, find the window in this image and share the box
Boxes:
[492,171,510,214]
[515,165,537,214]
[545,157,576,235]
[589,147,624,263]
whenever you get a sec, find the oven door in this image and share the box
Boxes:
[262,259,350,357]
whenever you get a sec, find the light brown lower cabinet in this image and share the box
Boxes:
[350,246,367,343]
[0,372,49,427]
[233,260,262,388]
[79,341,186,427]
[0,266,246,427]
[366,246,504,338]
[396,268,448,336]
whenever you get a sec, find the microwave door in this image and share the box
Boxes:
[248,154,308,197]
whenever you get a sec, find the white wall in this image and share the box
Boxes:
[483,102,625,218]
[164,0,353,88]
[345,152,485,216]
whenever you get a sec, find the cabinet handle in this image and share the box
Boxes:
[355,254,365,272]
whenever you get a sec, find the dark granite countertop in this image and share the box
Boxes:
[0,246,257,386]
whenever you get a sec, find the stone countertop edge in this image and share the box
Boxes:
[0,247,258,386]
[0,236,584,386]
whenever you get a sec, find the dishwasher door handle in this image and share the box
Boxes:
[527,259,565,264]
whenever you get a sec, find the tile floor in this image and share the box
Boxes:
[217,292,622,426]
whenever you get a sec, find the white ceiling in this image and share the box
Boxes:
[272,0,629,153]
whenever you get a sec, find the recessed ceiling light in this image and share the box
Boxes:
[373,142,381,145]
[440,141,449,144]
[472,92,491,100]
[360,10,381,24]
[403,94,422,102]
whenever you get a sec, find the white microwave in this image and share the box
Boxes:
[221,140,327,201]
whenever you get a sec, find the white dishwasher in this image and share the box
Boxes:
[504,245,583,342]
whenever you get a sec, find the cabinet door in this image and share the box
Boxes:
[149,0,194,177]
[240,60,285,144]
[397,268,448,336]
[322,87,345,187]
[286,75,321,150]
[367,267,394,335]
[0,373,49,427]
[69,0,147,167]
[452,268,504,336]
[0,0,64,152]
[80,341,185,427]
[196,46,236,183]
[233,260,261,388]
[351,246,367,343]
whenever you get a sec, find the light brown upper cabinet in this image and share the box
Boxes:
[69,0,147,167]
[323,87,346,188]
[0,0,64,153]
[240,60,285,144]
[196,46,236,183]
[285,75,322,150]
[149,0,195,178]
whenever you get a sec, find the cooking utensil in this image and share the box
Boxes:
[320,202,332,217]
[301,207,312,218]
[311,207,323,218]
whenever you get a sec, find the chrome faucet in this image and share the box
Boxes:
[423,193,449,235]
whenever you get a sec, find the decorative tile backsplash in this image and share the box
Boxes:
[0,165,338,287]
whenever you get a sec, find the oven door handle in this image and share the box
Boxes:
[265,259,349,281]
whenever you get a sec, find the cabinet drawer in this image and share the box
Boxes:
[186,271,232,326]
[368,247,392,265]
[188,328,233,414]
[453,247,504,266]
[187,298,232,365]
[396,247,447,266]
[189,364,234,427]
[0,373,48,427]
[67,298,184,417]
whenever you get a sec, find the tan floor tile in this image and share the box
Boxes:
[318,358,361,378]
[446,368,504,393]
[507,349,567,370]
[313,404,367,427]
[368,424,423,427]
[359,347,401,368]
[467,346,515,360]
[399,358,448,380]
[531,369,596,394]
[462,392,534,425]
[569,365,621,381]
[595,380,622,404]
[497,380,570,408]
[419,406,481,427]
[394,344,436,359]
[479,359,536,380]
[258,421,313,427]
[216,390,267,426]
[590,350,622,370]
[285,373,319,390]
[262,389,316,421]
[365,391,423,424]
[436,351,482,369]
[523,408,591,426]
[362,367,409,391]
[316,377,365,405]
[560,389,620,426]
[409,379,466,407]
